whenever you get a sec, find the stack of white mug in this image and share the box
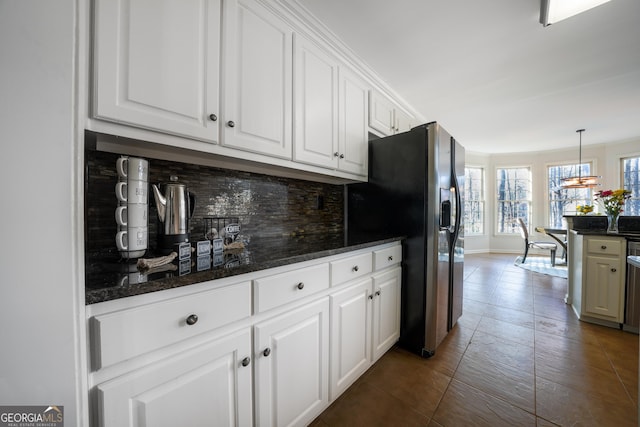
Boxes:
[115,156,149,259]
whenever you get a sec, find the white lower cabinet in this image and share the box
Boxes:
[96,327,253,427]
[584,255,625,320]
[371,267,402,361]
[570,235,626,324]
[254,297,330,427]
[89,242,402,426]
[329,278,371,400]
[329,266,401,400]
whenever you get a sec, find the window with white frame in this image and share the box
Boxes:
[496,167,531,233]
[464,167,484,234]
[622,156,640,216]
[547,162,594,228]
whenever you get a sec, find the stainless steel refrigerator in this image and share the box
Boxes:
[346,122,464,357]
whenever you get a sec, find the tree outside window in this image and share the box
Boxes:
[496,167,531,233]
[464,167,484,234]
[548,163,593,228]
[622,156,640,216]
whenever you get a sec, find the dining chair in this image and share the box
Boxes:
[518,218,558,266]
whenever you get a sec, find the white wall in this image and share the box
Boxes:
[465,138,640,254]
[0,1,85,425]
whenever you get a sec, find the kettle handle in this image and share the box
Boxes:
[188,192,196,218]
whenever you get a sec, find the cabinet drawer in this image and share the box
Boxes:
[373,245,402,270]
[254,263,329,313]
[91,282,251,370]
[587,238,623,256]
[331,252,372,286]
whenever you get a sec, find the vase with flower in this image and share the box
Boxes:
[576,204,594,215]
[595,189,631,232]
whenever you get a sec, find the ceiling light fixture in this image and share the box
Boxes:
[561,129,601,189]
[540,0,612,26]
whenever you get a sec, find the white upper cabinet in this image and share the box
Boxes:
[293,34,339,169]
[91,0,412,181]
[93,0,221,141]
[221,0,293,159]
[369,89,414,136]
[368,90,394,136]
[337,67,369,176]
[393,107,414,134]
[293,34,368,176]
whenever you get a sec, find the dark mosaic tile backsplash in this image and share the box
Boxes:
[85,149,344,257]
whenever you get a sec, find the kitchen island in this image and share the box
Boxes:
[568,228,640,327]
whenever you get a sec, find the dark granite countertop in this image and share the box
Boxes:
[85,233,403,305]
[572,230,640,239]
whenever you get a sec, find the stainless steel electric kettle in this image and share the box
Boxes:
[151,176,196,254]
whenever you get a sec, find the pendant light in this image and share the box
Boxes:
[560,129,600,189]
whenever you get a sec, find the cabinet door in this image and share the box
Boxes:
[368,90,394,136]
[372,267,401,361]
[97,328,252,427]
[394,107,414,134]
[329,279,372,400]
[337,67,368,176]
[584,255,624,321]
[93,0,220,141]
[254,298,329,427]
[222,0,292,158]
[293,34,339,169]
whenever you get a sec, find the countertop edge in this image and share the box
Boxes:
[572,230,640,238]
[85,236,404,305]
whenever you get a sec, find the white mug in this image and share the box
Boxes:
[117,271,148,286]
[115,204,148,228]
[116,226,148,253]
[115,180,148,204]
[116,156,149,181]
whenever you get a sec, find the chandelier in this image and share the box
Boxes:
[560,129,600,189]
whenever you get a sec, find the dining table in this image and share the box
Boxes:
[535,226,568,254]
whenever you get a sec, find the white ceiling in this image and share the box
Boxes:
[294,0,640,154]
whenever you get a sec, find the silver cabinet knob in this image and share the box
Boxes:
[601,245,607,250]
[263,348,271,357]
[352,265,359,272]
[334,152,340,157]
[186,314,198,325]
[227,120,235,128]
[241,357,251,367]
[339,153,345,159]
[297,282,304,290]
[209,113,217,121]
[388,256,393,261]
[611,268,617,272]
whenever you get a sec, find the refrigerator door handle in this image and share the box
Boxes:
[451,173,462,244]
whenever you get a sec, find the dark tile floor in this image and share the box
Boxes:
[311,253,639,426]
